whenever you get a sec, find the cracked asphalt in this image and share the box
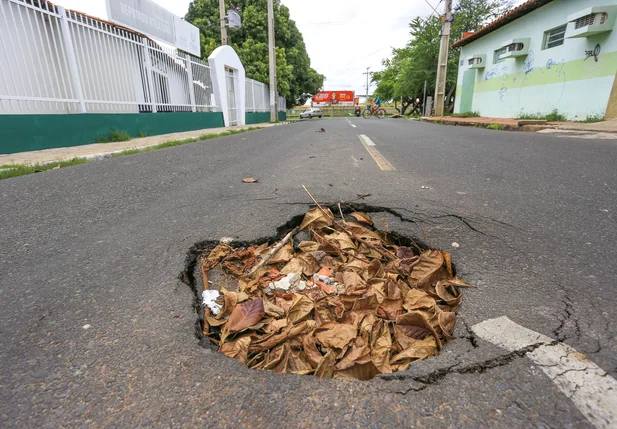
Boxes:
[1,118,615,427]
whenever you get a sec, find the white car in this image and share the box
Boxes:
[300,108,323,119]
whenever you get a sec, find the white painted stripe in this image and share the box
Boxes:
[359,134,375,146]
[473,317,617,429]
[350,124,357,128]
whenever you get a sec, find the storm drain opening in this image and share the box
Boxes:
[184,204,471,381]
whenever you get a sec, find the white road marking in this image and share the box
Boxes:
[472,316,617,429]
[350,124,357,128]
[358,134,375,146]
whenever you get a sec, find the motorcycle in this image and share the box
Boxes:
[355,106,361,117]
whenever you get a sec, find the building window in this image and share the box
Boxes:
[507,43,524,52]
[494,47,507,63]
[543,25,567,49]
[468,57,482,66]
[600,12,608,24]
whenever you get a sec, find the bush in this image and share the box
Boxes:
[581,114,604,123]
[517,109,566,122]
[452,111,480,118]
[487,124,505,130]
[545,109,566,122]
[94,129,132,143]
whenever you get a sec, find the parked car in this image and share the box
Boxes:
[300,108,323,119]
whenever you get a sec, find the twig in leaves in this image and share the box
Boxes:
[244,226,299,278]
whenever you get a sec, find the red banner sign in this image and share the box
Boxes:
[313,91,355,105]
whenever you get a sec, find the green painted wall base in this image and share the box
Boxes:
[245,111,287,124]
[0,112,224,155]
[245,112,270,124]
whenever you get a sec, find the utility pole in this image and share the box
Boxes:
[218,0,227,45]
[363,67,370,106]
[434,0,453,116]
[267,0,278,122]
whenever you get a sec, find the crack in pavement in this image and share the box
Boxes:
[383,342,555,395]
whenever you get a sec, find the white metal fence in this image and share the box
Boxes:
[244,78,286,113]
[0,0,217,114]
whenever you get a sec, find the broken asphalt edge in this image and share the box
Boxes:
[176,202,555,392]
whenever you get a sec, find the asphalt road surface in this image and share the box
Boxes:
[1,118,616,427]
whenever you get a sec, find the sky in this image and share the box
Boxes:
[56,0,526,97]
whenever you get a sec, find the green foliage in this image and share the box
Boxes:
[0,158,91,180]
[580,114,605,123]
[545,109,567,122]
[186,0,324,105]
[372,0,513,114]
[452,111,480,118]
[1,128,263,181]
[517,109,567,121]
[94,129,132,143]
[487,123,505,130]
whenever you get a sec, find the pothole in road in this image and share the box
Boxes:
[180,204,471,380]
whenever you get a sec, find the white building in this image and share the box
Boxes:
[453,0,617,120]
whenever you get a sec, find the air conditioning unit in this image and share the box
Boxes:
[498,38,530,59]
[566,6,617,38]
[466,54,486,69]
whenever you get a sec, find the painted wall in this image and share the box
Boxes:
[454,0,617,120]
[209,46,246,126]
[0,112,224,154]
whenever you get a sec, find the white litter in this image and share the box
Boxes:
[202,290,222,315]
[313,273,334,284]
[82,324,91,330]
[452,242,460,248]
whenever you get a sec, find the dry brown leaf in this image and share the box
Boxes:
[345,222,382,241]
[299,207,334,231]
[349,212,373,225]
[370,321,392,374]
[342,270,366,288]
[438,310,456,339]
[303,333,324,366]
[226,298,265,333]
[335,336,370,370]
[242,177,259,183]
[325,232,356,250]
[220,336,251,364]
[264,319,288,334]
[206,315,228,327]
[334,361,379,380]
[287,294,314,324]
[263,300,286,318]
[377,298,404,321]
[351,295,379,313]
[403,289,437,312]
[250,320,316,352]
[396,311,442,348]
[268,241,295,264]
[315,322,358,349]
[409,250,448,290]
[390,342,437,364]
[216,288,238,320]
[287,350,314,375]
[264,344,290,374]
[314,349,337,378]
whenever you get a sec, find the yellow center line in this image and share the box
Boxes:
[358,135,396,171]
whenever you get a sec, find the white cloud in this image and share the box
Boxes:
[56,0,528,97]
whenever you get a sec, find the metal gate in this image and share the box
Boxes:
[225,68,238,126]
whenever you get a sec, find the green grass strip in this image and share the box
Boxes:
[0,127,263,181]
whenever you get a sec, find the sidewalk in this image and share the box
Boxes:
[421,116,617,133]
[0,124,270,165]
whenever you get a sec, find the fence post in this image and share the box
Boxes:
[58,6,86,113]
[141,38,157,113]
[251,80,255,112]
[186,54,196,112]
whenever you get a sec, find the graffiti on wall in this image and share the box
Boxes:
[484,64,509,81]
[585,44,601,62]
[523,50,535,75]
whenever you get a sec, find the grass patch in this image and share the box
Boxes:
[517,109,567,122]
[94,129,132,143]
[1,127,263,181]
[487,124,505,131]
[579,114,604,123]
[0,157,91,180]
[110,127,261,157]
[451,111,480,118]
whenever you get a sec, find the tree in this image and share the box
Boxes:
[372,0,513,114]
[186,0,325,105]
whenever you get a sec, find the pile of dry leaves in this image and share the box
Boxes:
[200,204,471,380]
